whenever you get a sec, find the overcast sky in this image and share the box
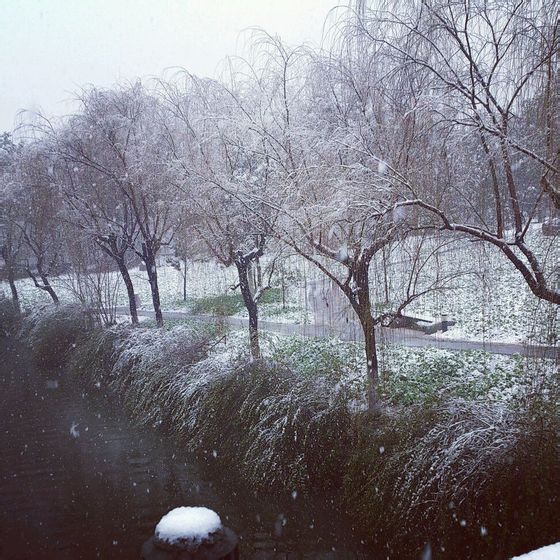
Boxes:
[0,0,342,132]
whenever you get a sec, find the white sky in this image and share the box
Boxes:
[0,0,343,131]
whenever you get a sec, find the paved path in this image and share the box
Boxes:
[116,307,559,359]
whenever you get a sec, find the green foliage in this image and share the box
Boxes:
[380,346,528,405]
[189,288,283,316]
[258,287,283,304]
[190,293,244,316]
[270,335,363,380]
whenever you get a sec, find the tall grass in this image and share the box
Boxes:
[189,359,353,491]
[0,295,21,335]
[21,303,94,368]
[344,395,560,558]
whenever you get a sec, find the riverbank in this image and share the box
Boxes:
[4,301,560,559]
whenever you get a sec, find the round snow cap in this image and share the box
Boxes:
[155,506,222,550]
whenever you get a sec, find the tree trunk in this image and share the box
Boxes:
[182,256,187,302]
[29,252,59,305]
[382,245,390,304]
[360,312,380,412]
[479,131,504,238]
[40,273,59,305]
[281,269,286,310]
[256,257,263,288]
[7,269,20,314]
[143,243,163,327]
[116,257,138,325]
[2,245,20,314]
[95,237,138,325]
[349,256,381,412]
[236,259,260,359]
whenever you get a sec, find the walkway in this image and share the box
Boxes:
[116,307,559,359]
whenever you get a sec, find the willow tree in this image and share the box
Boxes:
[158,72,276,357]
[49,83,179,326]
[9,143,63,304]
[217,34,456,410]
[349,0,560,304]
[0,133,23,312]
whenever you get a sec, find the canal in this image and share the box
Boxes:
[0,338,370,559]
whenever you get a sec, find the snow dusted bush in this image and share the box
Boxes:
[344,396,560,558]
[0,295,21,335]
[21,303,94,367]
[108,324,217,427]
[67,326,124,385]
[191,359,353,491]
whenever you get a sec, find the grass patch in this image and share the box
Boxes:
[379,345,530,405]
[190,293,244,316]
[189,288,283,316]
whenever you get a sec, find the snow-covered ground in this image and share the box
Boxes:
[401,234,558,345]
[2,228,557,344]
[211,330,555,407]
[511,542,560,560]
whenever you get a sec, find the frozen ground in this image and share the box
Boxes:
[205,330,556,407]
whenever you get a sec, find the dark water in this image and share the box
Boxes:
[0,339,370,560]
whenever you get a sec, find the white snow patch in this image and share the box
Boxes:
[155,507,222,546]
[511,543,560,560]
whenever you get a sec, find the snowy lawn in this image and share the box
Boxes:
[2,226,557,344]
[219,331,555,407]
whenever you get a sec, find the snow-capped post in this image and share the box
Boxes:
[140,506,239,560]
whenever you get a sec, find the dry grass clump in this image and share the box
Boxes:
[344,396,560,558]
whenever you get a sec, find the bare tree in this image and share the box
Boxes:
[158,72,277,356]
[60,225,121,325]
[52,140,141,324]
[48,83,179,326]
[193,190,272,358]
